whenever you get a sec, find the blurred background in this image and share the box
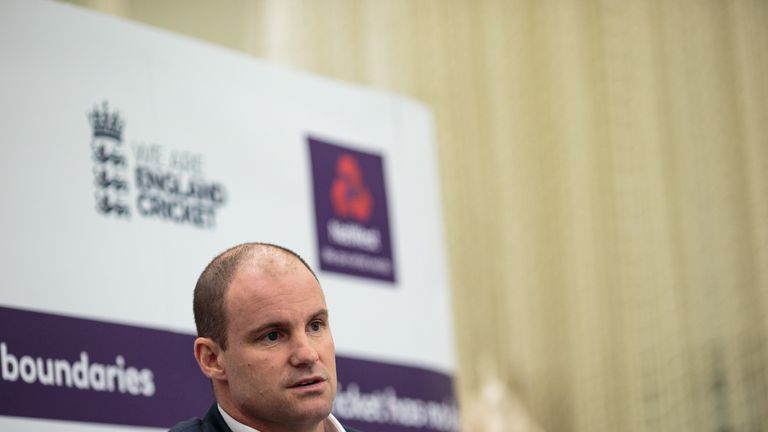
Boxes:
[61,1,768,430]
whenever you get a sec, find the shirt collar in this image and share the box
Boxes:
[217,404,346,432]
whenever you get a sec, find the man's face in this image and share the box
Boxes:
[217,257,337,430]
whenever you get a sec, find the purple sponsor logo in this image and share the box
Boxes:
[308,136,396,282]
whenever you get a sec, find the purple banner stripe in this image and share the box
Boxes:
[0,305,457,431]
[0,305,211,428]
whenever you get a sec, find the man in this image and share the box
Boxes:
[170,242,362,432]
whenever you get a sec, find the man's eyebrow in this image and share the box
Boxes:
[312,309,329,320]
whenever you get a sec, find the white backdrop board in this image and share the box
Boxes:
[0,1,457,431]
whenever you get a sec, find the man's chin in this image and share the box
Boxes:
[289,398,334,423]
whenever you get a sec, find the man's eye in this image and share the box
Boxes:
[309,321,322,332]
[264,331,279,342]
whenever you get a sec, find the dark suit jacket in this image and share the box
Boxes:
[169,403,363,432]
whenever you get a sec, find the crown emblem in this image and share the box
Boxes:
[88,101,124,141]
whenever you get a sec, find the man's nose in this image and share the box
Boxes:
[289,334,320,367]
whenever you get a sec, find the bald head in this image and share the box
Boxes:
[193,242,317,350]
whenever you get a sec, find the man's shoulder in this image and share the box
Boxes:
[169,417,231,432]
[169,420,362,432]
[168,418,204,432]
[168,404,231,432]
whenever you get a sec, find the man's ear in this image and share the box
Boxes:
[194,337,226,381]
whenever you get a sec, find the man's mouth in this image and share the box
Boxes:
[289,376,326,388]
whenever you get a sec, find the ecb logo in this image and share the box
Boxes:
[87,100,228,229]
[88,101,131,217]
[308,136,395,283]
